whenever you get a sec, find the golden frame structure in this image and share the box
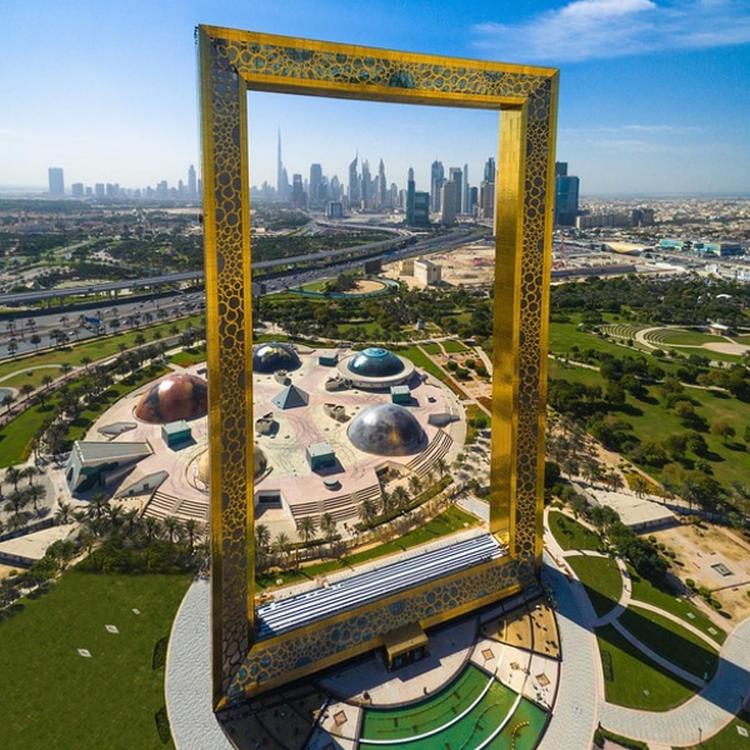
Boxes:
[198,24,558,709]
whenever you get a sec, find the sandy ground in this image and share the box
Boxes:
[651,523,750,620]
[348,278,386,295]
[702,341,750,356]
[383,240,496,287]
[0,563,20,579]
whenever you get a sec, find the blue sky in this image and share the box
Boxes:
[2,0,749,195]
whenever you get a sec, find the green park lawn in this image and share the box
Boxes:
[0,313,203,390]
[678,711,750,749]
[0,570,191,750]
[0,364,168,468]
[547,510,602,551]
[620,605,719,680]
[465,403,487,445]
[547,356,750,492]
[442,339,468,353]
[256,505,478,590]
[170,347,207,367]
[420,341,442,354]
[566,554,622,619]
[629,569,725,644]
[597,624,697,711]
[646,328,725,346]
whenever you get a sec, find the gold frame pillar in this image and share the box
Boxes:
[198,25,558,708]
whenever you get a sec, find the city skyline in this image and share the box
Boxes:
[2,0,750,195]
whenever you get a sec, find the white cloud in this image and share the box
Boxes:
[473,0,750,62]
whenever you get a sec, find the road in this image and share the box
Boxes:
[0,226,486,358]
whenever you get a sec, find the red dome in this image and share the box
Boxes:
[135,373,208,423]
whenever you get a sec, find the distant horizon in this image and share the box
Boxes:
[3,1,750,195]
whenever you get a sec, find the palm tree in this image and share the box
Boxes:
[320,512,337,544]
[61,362,73,377]
[55,501,74,525]
[436,457,448,479]
[5,490,30,518]
[81,356,92,370]
[144,516,160,543]
[255,523,271,554]
[25,484,44,514]
[359,498,377,525]
[5,467,21,493]
[163,516,180,543]
[295,516,317,544]
[273,532,291,568]
[108,503,124,530]
[380,490,393,515]
[22,466,36,486]
[42,375,53,390]
[184,519,198,552]
[392,485,409,511]
[408,475,422,497]
[2,394,14,413]
[20,383,34,401]
[123,508,140,537]
[87,493,110,522]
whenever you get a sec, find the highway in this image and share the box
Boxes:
[0,225,488,358]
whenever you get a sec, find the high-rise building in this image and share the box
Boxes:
[462,163,470,215]
[94,183,105,198]
[448,167,462,215]
[361,160,371,208]
[441,180,457,225]
[309,163,323,208]
[71,182,84,198]
[406,167,415,225]
[480,180,495,219]
[430,160,444,213]
[484,157,496,184]
[188,164,197,198]
[378,159,387,209]
[469,186,478,216]
[48,167,64,196]
[291,174,306,208]
[276,129,285,202]
[413,192,430,227]
[348,153,359,206]
[555,163,580,226]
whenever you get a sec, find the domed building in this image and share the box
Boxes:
[253,342,301,374]
[337,346,414,389]
[135,373,208,424]
[347,403,425,456]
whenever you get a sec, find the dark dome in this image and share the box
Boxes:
[135,373,208,424]
[347,403,425,456]
[253,342,301,373]
[347,347,404,378]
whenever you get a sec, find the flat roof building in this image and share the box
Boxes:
[306,441,336,471]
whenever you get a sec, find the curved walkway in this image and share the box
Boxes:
[600,618,750,746]
[544,508,750,747]
[629,599,722,649]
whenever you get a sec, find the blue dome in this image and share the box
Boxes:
[347,347,405,378]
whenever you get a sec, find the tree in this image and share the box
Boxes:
[436,457,448,479]
[5,466,22,493]
[25,484,44,514]
[296,516,317,544]
[22,466,36,486]
[631,474,649,499]
[392,485,409,511]
[5,490,29,518]
[359,498,377,525]
[184,519,198,552]
[320,513,337,548]
[2,394,14,413]
[711,419,736,444]
[273,532,291,568]
[55,501,73,525]
[20,383,34,401]
[255,523,271,554]
[408,475,422,497]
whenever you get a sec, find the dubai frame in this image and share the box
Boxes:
[198,24,559,710]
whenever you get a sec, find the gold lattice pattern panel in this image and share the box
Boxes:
[199,25,557,706]
[229,558,529,698]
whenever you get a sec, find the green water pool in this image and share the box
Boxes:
[358,664,547,750]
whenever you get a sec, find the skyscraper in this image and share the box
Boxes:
[71,182,84,198]
[309,163,323,208]
[448,167,462,216]
[48,167,64,196]
[430,160,444,213]
[555,162,580,226]
[188,164,197,198]
[484,157,496,184]
[348,153,359,206]
[378,159,387,209]
[441,180,457,225]
[361,160,371,208]
[291,174,306,209]
[276,129,287,202]
[463,163,470,215]
[406,167,415,225]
